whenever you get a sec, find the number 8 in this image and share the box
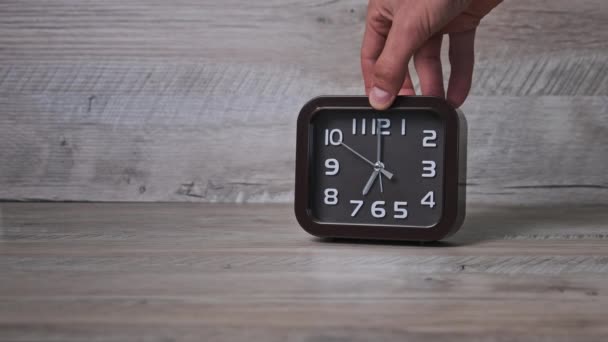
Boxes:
[324,188,338,205]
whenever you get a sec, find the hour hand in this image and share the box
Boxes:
[362,169,379,196]
[380,169,393,180]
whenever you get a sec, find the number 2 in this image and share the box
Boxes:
[423,130,437,147]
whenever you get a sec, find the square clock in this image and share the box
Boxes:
[294,96,467,242]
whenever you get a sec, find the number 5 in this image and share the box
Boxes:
[394,201,408,219]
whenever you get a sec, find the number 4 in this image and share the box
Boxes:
[421,191,436,208]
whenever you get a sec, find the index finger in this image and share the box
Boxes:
[361,5,390,94]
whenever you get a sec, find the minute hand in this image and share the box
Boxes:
[340,142,393,179]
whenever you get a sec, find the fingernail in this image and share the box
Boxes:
[369,87,393,109]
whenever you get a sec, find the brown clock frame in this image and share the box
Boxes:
[294,96,467,242]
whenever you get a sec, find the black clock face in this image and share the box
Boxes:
[310,109,444,228]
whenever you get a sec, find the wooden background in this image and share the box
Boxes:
[1,0,607,204]
[3,202,608,341]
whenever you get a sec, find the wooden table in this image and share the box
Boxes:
[2,202,608,341]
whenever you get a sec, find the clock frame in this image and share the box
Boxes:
[294,96,467,242]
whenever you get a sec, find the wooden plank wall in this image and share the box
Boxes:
[0,0,606,204]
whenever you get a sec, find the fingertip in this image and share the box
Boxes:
[447,92,467,108]
[369,86,395,110]
[447,77,471,107]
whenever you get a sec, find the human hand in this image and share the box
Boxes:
[361,0,502,109]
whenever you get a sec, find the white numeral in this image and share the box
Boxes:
[421,191,436,208]
[346,201,411,218]
[401,118,407,135]
[371,119,376,135]
[423,130,437,147]
[353,118,391,135]
[324,188,338,205]
[377,118,391,135]
[422,160,436,178]
[324,158,339,176]
[394,201,408,219]
[352,118,367,135]
[324,129,343,146]
[371,201,386,218]
[350,200,364,217]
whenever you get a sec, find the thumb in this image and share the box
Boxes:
[370,0,471,110]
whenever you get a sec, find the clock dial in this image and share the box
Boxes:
[310,109,444,228]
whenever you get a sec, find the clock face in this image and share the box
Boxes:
[309,109,444,228]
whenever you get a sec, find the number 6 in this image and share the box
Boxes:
[371,201,386,218]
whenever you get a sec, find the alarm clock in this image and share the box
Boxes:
[294,96,467,242]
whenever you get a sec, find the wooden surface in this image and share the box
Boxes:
[2,202,608,341]
[1,0,607,203]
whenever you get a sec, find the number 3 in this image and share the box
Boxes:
[422,160,436,178]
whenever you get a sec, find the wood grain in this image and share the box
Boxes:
[0,0,607,202]
[2,202,608,341]
[1,95,606,203]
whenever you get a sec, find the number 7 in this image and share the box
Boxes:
[350,200,364,217]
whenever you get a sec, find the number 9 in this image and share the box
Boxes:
[324,158,340,176]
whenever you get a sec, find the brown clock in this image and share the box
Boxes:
[294,96,467,242]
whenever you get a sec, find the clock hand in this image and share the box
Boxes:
[376,118,381,163]
[340,142,394,180]
[362,169,379,196]
[380,168,393,180]
[376,118,387,189]
[340,142,375,166]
